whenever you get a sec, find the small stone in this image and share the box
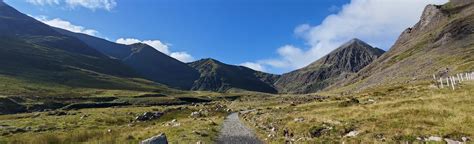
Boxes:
[444,138,463,144]
[462,137,470,142]
[427,136,443,142]
[190,112,201,118]
[294,117,304,122]
[344,130,359,137]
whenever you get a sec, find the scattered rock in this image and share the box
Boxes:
[427,136,443,142]
[190,112,201,118]
[293,117,304,122]
[140,133,168,144]
[135,112,164,121]
[444,138,464,144]
[344,130,359,137]
[165,119,180,127]
[368,99,375,103]
[462,137,470,142]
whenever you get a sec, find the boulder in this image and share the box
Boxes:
[140,133,168,144]
[135,112,164,121]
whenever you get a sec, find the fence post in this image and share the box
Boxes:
[451,77,455,90]
[446,78,450,87]
[457,74,461,83]
[439,78,444,88]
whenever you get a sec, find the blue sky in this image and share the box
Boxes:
[4,0,447,74]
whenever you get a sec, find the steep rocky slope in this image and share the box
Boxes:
[275,39,384,94]
[338,0,474,91]
[189,58,279,93]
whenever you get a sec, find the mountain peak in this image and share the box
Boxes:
[345,38,369,46]
[333,38,383,55]
[348,38,363,43]
[275,38,384,94]
[129,42,149,47]
[193,58,223,65]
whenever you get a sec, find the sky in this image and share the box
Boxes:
[4,0,448,74]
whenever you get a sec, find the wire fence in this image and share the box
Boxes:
[435,72,474,90]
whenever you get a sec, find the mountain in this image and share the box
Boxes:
[337,0,474,91]
[274,39,385,94]
[54,28,200,89]
[188,58,279,93]
[0,1,166,95]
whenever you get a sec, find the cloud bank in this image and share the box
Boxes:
[26,0,117,11]
[35,16,99,36]
[241,0,448,73]
[116,38,195,63]
[34,15,195,63]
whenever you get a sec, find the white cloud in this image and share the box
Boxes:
[26,0,59,5]
[115,38,141,45]
[246,0,448,74]
[116,38,195,62]
[142,40,171,55]
[170,52,194,63]
[65,0,116,11]
[35,16,99,36]
[26,0,116,11]
[240,62,266,72]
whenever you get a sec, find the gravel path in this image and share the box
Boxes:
[216,112,263,144]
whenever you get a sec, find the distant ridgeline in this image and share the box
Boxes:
[0,0,472,94]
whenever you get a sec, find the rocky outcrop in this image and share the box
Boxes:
[0,98,26,115]
[275,39,384,94]
[135,112,164,122]
[337,1,474,91]
[140,133,168,144]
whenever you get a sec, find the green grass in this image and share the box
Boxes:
[236,81,474,143]
[0,104,229,143]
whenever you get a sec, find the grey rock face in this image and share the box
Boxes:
[140,133,168,144]
[274,39,384,94]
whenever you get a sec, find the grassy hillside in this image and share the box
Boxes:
[234,81,474,143]
[336,1,474,91]
[189,58,279,93]
[55,28,201,90]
